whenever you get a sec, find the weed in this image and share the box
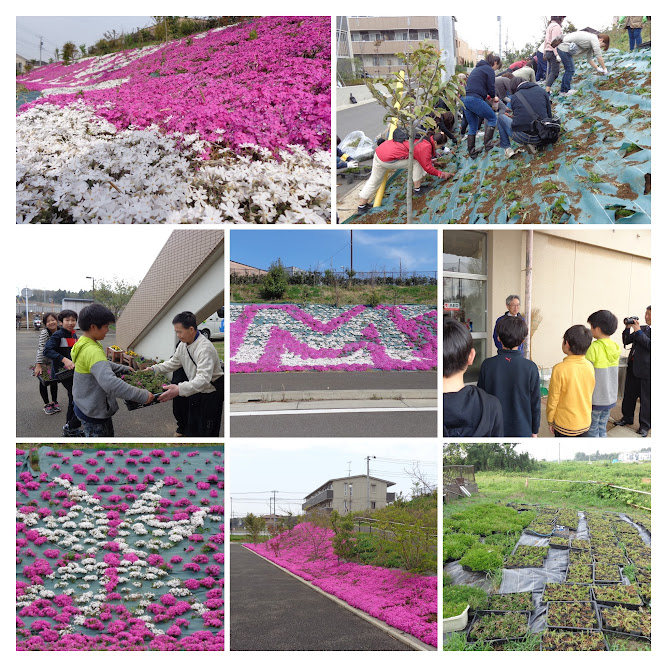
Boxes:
[541,181,560,194]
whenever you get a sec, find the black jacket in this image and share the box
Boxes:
[43,326,78,371]
[465,60,497,100]
[477,349,541,437]
[510,82,552,133]
[623,325,651,379]
[443,385,504,437]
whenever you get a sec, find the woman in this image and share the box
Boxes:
[544,16,566,94]
[620,16,647,51]
[34,312,60,415]
[462,53,502,157]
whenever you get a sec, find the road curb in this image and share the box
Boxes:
[231,388,437,403]
[240,545,435,651]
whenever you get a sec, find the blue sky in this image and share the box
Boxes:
[231,230,437,273]
[17,16,153,61]
[227,441,438,519]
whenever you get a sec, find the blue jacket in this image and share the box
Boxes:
[493,312,525,353]
[465,60,497,100]
[478,348,541,437]
[510,82,552,133]
[43,326,78,372]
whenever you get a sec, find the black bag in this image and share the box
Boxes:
[514,90,561,144]
[391,127,409,143]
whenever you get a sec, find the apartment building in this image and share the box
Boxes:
[303,475,396,514]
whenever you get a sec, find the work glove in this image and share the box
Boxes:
[346,160,358,169]
[556,55,561,63]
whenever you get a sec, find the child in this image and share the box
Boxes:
[547,325,595,437]
[443,318,503,437]
[585,310,620,438]
[34,312,60,415]
[478,316,541,437]
[43,309,82,437]
[70,304,154,437]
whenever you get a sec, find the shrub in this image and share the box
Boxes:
[261,259,289,300]
[459,544,504,572]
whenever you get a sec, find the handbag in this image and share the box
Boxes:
[514,90,561,144]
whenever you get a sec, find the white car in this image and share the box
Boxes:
[198,308,224,340]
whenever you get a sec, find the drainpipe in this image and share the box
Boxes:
[524,230,533,360]
[373,71,405,208]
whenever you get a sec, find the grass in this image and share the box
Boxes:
[212,341,224,359]
[230,534,269,543]
[230,283,437,305]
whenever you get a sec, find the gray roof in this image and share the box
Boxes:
[306,475,396,497]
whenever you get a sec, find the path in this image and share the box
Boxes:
[230,543,413,651]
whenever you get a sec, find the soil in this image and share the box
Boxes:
[614,183,639,200]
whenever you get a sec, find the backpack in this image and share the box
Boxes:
[514,90,561,144]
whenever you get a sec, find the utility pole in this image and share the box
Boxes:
[497,16,502,58]
[347,460,352,476]
[86,276,95,300]
[271,490,277,528]
[366,455,376,510]
[524,230,533,360]
[350,230,353,279]
[39,36,43,65]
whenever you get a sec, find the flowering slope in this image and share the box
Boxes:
[230,304,437,372]
[16,446,224,651]
[245,523,437,646]
[16,16,331,224]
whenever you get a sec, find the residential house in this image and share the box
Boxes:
[303,475,396,514]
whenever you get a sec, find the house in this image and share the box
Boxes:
[303,475,396,514]
[619,451,651,462]
[230,260,267,276]
[16,53,29,74]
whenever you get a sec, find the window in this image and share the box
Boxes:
[372,55,380,66]
[344,483,348,496]
[371,483,377,495]
[395,31,407,41]
[351,32,362,42]
[371,501,376,509]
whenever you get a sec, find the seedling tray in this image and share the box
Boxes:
[485,593,535,612]
[541,583,592,603]
[598,604,651,639]
[546,601,600,631]
[549,538,570,550]
[565,564,594,584]
[505,560,546,569]
[593,563,622,584]
[570,539,591,550]
[37,375,58,387]
[540,629,609,651]
[54,368,74,382]
[592,585,643,610]
[124,393,163,411]
[466,610,530,644]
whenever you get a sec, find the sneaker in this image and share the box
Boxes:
[63,424,84,438]
[356,203,371,215]
[525,144,537,155]
[174,431,186,437]
[52,402,61,412]
[43,403,56,415]
[413,182,434,195]
[504,147,517,159]
[563,89,578,96]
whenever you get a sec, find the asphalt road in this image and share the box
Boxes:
[230,544,412,651]
[16,330,222,438]
[231,408,437,438]
[231,371,437,393]
[337,101,389,143]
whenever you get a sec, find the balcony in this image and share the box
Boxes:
[386,492,396,503]
[303,489,333,510]
[352,39,438,56]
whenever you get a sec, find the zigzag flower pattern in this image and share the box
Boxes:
[230,304,437,372]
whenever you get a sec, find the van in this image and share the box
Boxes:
[198,307,224,340]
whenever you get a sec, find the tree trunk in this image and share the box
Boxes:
[406,124,415,224]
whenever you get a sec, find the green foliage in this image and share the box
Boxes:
[376,517,435,573]
[444,503,535,536]
[443,533,478,560]
[244,513,266,543]
[121,369,170,394]
[459,544,504,572]
[261,258,289,300]
[443,443,537,472]
[329,510,356,562]
[367,290,381,307]
[443,584,487,618]
[62,42,76,65]
[94,278,137,318]
[247,28,258,40]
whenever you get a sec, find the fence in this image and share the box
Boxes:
[231,269,437,287]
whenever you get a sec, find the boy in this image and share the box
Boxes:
[547,325,595,437]
[443,318,503,437]
[478,316,541,437]
[585,310,620,437]
[70,304,154,437]
[43,309,82,437]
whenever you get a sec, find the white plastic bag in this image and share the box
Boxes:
[339,131,376,161]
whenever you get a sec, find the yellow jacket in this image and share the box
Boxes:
[547,355,595,436]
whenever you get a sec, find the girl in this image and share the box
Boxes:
[33,312,60,415]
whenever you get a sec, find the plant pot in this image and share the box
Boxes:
[124,393,163,411]
[121,353,137,366]
[107,348,123,363]
[565,564,594,584]
[443,604,469,632]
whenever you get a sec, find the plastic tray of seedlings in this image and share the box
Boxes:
[549,536,570,550]
[505,545,548,569]
[466,610,530,645]
[124,393,163,411]
[541,629,609,651]
[637,584,651,606]
[569,550,593,564]
[546,601,600,631]
[592,547,627,565]
[592,585,644,610]
[552,527,571,539]
[597,604,651,640]
[542,583,592,603]
[565,564,594,584]
[485,592,535,612]
[53,368,74,382]
[593,562,622,584]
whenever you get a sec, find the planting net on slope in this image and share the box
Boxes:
[344,48,650,225]
[16,446,224,649]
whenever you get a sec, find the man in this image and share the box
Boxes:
[504,79,555,154]
[146,311,224,437]
[614,306,651,437]
[493,295,526,354]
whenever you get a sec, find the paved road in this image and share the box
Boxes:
[232,371,436,393]
[337,101,389,143]
[230,544,412,651]
[231,408,437,437]
[16,331,222,438]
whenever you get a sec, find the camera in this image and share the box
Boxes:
[624,316,639,326]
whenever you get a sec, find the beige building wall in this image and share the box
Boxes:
[487,230,651,371]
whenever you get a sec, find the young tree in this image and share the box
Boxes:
[94,278,137,319]
[244,513,266,543]
[330,510,356,563]
[366,42,461,223]
[261,259,289,300]
[79,44,87,57]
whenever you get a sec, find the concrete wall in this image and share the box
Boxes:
[337,83,389,109]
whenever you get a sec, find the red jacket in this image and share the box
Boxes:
[376,137,444,177]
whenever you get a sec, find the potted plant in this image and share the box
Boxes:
[118,369,170,410]
[506,545,548,568]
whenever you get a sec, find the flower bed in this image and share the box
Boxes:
[230,304,437,372]
[244,523,436,647]
[17,17,331,224]
[16,446,224,651]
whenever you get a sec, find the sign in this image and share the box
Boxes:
[444,302,461,311]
